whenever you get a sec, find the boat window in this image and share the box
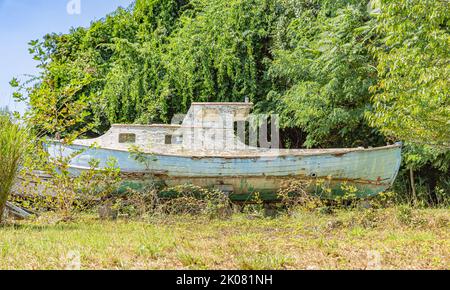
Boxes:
[119,133,136,144]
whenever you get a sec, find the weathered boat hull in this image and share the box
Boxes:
[47,143,402,200]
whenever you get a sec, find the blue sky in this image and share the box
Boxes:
[0,0,133,113]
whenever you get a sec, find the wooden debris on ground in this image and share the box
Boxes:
[4,202,34,220]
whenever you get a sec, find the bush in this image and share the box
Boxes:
[159,185,232,219]
[0,114,28,222]
[17,149,122,221]
[277,180,324,213]
[113,184,232,219]
[395,205,428,227]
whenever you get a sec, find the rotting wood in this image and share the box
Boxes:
[5,202,34,219]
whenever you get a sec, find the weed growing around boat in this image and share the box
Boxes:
[110,184,232,219]
[4,175,449,270]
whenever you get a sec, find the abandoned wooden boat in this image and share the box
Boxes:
[46,102,402,200]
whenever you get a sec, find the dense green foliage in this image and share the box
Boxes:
[367,0,450,204]
[269,1,382,148]
[368,0,449,148]
[20,0,382,147]
[12,0,449,204]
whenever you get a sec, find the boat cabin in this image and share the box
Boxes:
[73,102,253,152]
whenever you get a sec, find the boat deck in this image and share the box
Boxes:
[69,141,402,158]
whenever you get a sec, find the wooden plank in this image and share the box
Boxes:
[5,202,33,219]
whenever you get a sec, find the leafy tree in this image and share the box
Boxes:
[163,0,276,113]
[366,0,450,204]
[368,0,449,148]
[269,1,383,148]
[19,0,378,150]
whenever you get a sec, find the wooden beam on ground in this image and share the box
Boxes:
[5,202,34,220]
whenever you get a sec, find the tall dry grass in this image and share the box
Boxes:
[0,113,28,222]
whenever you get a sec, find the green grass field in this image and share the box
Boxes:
[0,207,448,270]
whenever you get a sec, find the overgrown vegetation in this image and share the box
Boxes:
[0,112,28,222]
[2,0,448,270]
[7,89,118,220]
[14,157,121,221]
[10,0,448,205]
[367,0,450,206]
[109,184,232,219]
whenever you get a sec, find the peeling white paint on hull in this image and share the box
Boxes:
[46,143,402,198]
[45,103,403,199]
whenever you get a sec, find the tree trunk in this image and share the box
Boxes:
[0,194,6,223]
[409,167,417,205]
